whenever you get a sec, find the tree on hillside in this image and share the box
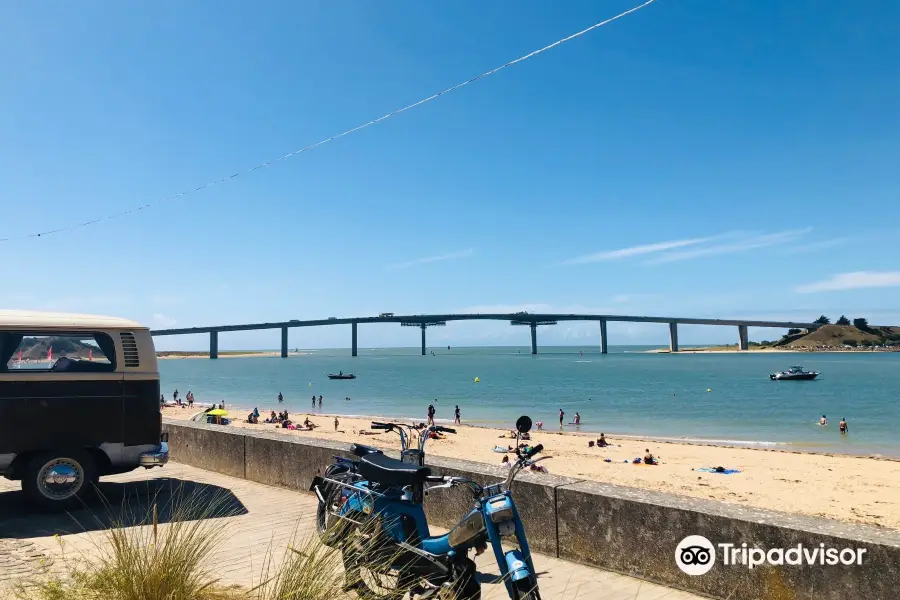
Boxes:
[836,315,851,326]
[853,317,870,331]
[842,339,858,347]
[813,315,830,325]
[786,328,802,336]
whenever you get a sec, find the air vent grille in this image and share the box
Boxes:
[120,332,140,367]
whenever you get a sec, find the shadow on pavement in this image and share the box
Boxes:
[0,477,247,539]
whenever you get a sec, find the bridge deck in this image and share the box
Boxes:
[152,312,816,335]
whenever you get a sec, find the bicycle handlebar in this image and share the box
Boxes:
[370,423,392,430]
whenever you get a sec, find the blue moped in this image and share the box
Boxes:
[310,416,548,599]
[315,421,450,546]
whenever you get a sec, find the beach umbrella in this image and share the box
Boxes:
[208,408,228,417]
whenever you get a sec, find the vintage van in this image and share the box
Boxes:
[0,310,168,508]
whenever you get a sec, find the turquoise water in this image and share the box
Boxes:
[159,346,900,456]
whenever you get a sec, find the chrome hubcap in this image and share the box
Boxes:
[38,459,83,500]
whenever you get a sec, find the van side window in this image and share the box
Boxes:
[0,332,117,373]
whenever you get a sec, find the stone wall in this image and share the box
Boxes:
[163,419,900,600]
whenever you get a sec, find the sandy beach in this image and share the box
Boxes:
[162,406,900,531]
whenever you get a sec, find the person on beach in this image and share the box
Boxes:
[318,395,323,408]
[160,394,165,407]
[173,389,179,403]
[536,421,543,430]
[278,392,283,403]
[427,404,436,426]
[644,449,656,465]
[820,415,827,425]
[312,395,316,408]
[501,455,511,468]
[454,405,461,425]
[559,409,565,427]
[598,433,609,447]
[840,418,848,435]
[574,412,581,425]
[187,392,194,408]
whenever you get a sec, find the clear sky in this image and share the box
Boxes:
[2,1,899,350]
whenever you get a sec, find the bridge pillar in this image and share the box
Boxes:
[421,324,427,356]
[599,319,608,354]
[352,322,358,357]
[668,322,679,353]
[530,322,538,355]
[210,331,218,359]
[281,327,288,358]
[737,325,749,351]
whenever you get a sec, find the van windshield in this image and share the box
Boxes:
[0,333,116,373]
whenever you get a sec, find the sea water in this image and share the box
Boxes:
[159,346,900,456]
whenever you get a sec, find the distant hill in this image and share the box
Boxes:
[780,324,900,349]
[16,336,103,360]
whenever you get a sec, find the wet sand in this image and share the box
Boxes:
[162,407,900,530]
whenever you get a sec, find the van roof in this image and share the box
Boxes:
[0,310,146,330]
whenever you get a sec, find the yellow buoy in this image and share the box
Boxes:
[474,377,480,383]
[707,388,711,393]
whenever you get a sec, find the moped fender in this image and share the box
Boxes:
[504,549,533,583]
[309,475,324,493]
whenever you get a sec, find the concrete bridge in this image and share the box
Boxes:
[150,313,818,358]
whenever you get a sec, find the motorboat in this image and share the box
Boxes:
[770,366,819,381]
[328,372,356,380]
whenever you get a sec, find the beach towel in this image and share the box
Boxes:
[696,467,741,475]
[493,446,510,453]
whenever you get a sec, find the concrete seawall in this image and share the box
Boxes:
[163,419,900,599]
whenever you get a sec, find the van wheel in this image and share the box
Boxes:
[22,451,96,510]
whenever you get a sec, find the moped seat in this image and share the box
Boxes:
[359,453,431,487]
[350,443,383,457]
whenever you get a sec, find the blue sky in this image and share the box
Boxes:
[2,1,899,350]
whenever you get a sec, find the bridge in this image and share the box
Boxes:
[150,313,818,358]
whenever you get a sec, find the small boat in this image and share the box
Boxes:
[770,366,819,381]
[328,373,356,380]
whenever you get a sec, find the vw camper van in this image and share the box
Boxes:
[0,310,168,508]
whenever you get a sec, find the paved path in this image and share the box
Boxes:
[0,463,703,599]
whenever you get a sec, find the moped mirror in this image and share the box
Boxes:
[515,416,532,434]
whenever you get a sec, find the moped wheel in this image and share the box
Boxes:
[316,466,357,546]
[512,583,541,600]
[342,517,405,600]
[439,558,480,600]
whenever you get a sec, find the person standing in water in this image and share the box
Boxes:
[820,415,827,425]
[454,405,461,425]
[318,395,323,409]
[559,408,565,427]
[312,395,316,409]
[574,412,581,425]
[278,392,283,403]
[839,418,848,435]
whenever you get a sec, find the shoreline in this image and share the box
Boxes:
[162,406,900,530]
[164,402,898,461]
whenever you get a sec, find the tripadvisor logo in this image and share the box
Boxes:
[675,536,867,575]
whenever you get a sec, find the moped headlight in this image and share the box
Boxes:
[496,520,516,537]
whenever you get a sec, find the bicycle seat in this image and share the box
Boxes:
[350,443,383,457]
[359,453,431,487]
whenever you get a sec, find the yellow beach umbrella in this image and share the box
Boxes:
[208,408,228,417]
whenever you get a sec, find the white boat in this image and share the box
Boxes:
[770,366,819,381]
